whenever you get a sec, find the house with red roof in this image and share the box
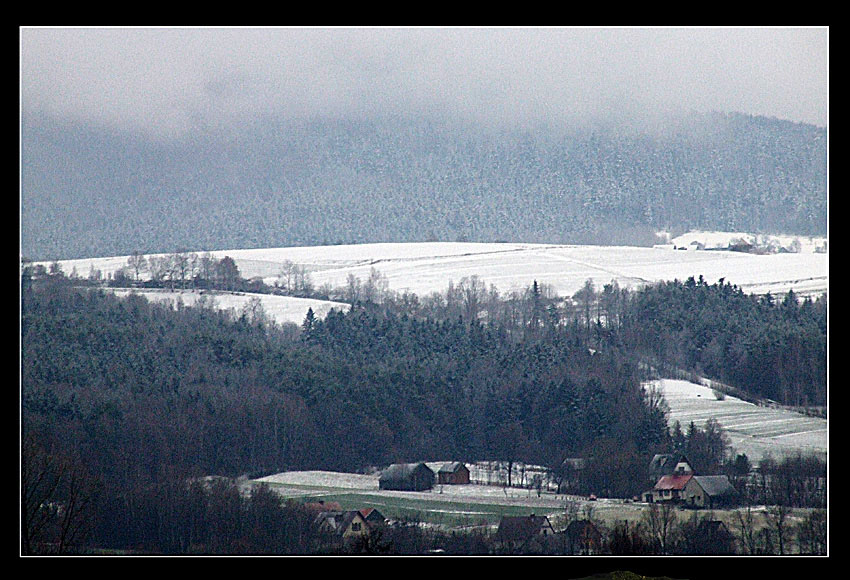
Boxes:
[644,473,693,503]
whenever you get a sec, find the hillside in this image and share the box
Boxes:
[21,111,827,261]
[41,238,828,304]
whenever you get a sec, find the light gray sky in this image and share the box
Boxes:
[21,26,828,138]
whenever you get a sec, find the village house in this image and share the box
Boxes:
[645,473,693,503]
[378,462,435,491]
[693,520,736,554]
[313,510,373,542]
[495,514,556,550]
[648,453,694,484]
[358,507,386,527]
[437,462,470,485]
[683,475,739,509]
[563,519,603,555]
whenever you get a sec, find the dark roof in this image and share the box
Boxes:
[379,462,434,483]
[314,510,366,535]
[359,508,385,523]
[438,462,468,474]
[565,519,601,538]
[650,453,692,475]
[692,475,737,497]
[654,474,693,491]
[496,515,553,541]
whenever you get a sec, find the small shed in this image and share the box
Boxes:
[437,462,470,485]
[684,475,738,509]
[379,462,435,491]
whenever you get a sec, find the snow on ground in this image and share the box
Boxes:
[222,242,828,298]
[654,379,827,464]
[668,230,827,254]
[252,466,613,521]
[46,238,827,301]
[109,288,348,325]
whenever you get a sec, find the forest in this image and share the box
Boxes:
[21,111,827,261]
[20,261,826,554]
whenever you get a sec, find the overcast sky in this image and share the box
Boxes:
[21,27,828,138]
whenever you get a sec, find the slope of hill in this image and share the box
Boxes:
[21,111,827,261]
[655,379,826,463]
[44,239,828,300]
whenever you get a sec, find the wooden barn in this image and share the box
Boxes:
[437,462,470,485]
[683,475,739,509]
[378,462,435,491]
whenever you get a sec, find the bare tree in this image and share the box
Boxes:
[732,504,760,555]
[642,501,678,554]
[765,504,793,555]
[796,509,826,555]
[127,251,148,282]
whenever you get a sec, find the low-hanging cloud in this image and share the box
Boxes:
[21,27,828,138]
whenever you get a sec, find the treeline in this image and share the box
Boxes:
[617,277,827,407]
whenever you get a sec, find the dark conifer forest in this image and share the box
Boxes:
[20,265,826,553]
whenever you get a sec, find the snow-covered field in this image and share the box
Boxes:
[108,288,347,325]
[654,379,827,464]
[44,236,828,301]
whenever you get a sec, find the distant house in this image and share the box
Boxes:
[437,462,470,485]
[314,510,372,541]
[378,462,435,491]
[683,475,739,509]
[495,514,556,546]
[694,520,736,554]
[358,507,386,526]
[564,519,603,555]
[646,473,693,503]
[648,453,694,483]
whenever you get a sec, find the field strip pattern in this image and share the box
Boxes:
[656,379,826,462]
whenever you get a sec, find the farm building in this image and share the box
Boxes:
[564,519,603,555]
[648,453,694,483]
[683,475,739,509]
[645,473,693,503]
[378,462,435,491]
[437,462,470,485]
[495,514,556,544]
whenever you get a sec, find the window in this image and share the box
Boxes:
[352,522,361,532]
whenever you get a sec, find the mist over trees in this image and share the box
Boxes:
[21,111,826,261]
